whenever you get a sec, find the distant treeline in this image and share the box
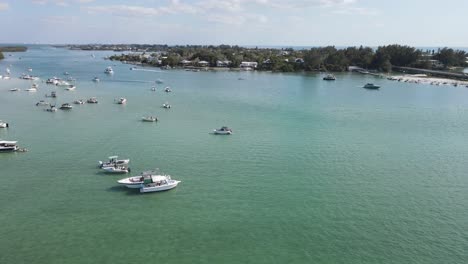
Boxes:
[104,44,468,72]
[0,46,28,52]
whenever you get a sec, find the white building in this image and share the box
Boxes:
[240,61,258,68]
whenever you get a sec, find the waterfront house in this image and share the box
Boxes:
[240,61,258,69]
[198,61,209,67]
[180,59,192,66]
[216,60,232,67]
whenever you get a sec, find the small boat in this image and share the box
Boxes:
[45,91,57,98]
[162,102,171,109]
[151,86,156,91]
[140,175,181,193]
[104,66,114,74]
[130,67,137,70]
[99,156,130,168]
[116,98,127,104]
[323,74,336,81]
[59,103,73,110]
[92,77,100,82]
[36,100,50,106]
[0,140,18,152]
[73,99,84,105]
[87,97,98,104]
[56,80,70,86]
[46,78,59,85]
[67,77,76,82]
[363,83,380,89]
[65,85,76,91]
[46,105,57,112]
[3,76,10,80]
[213,126,233,135]
[164,87,172,93]
[142,116,158,122]
[156,79,164,84]
[28,68,32,72]
[102,165,130,174]
[0,120,9,128]
[9,88,20,92]
[63,72,70,75]
[25,86,37,92]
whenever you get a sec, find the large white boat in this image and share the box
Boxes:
[65,85,76,91]
[140,175,181,193]
[0,140,18,152]
[99,156,130,168]
[104,67,114,74]
[87,97,98,104]
[213,126,233,135]
[102,165,130,174]
[117,171,180,193]
[0,120,9,128]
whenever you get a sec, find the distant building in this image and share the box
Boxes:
[216,60,232,67]
[198,60,209,67]
[180,59,192,66]
[240,61,258,69]
[295,58,304,63]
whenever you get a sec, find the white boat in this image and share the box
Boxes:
[105,66,114,74]
[117,171,180,193]
[213,126,233,135]
[9,88,20,92]
[63,72,70,75]
[140,175,181,193]
[323,74,336,81]
[36,100,50,106]
[6,67,10,74]
[0,140,18,152]
[162,103,171,109]
[3,76,10,80]
[0,120,9,128]
[28,68,32,72]
[164,87,172,92]
[92,77,100,82]
[56,80,70,86]
[87,97,98,104]
[66,85,76,91]
[59,103,73,110]
[102,165,130,174]
[99,156,130,168]
[142,116,158,122]
[45,91,57,98]
[45,105,57,112]
[73,99,84,105]
[25,87,37,92]
[46,78,59,85]
[151,86,156,91]
[116,98,127,104]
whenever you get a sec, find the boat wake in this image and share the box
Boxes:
[131,68,164,73]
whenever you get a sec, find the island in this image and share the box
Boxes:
[0,46,28,60]
[66,44,467,76]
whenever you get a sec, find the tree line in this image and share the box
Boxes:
[108,44,468,72]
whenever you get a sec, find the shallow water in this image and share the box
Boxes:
[0,46,467,264]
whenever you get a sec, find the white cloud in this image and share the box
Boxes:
[0,2,9,10]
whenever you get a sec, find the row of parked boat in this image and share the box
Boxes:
[98,156,181,193]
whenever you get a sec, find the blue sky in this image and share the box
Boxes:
[0,0,467,46]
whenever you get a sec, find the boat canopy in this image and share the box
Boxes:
[0,140,17,144]
[109,156,118,159]
[151,175,168,182]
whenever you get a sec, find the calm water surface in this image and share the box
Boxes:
[0,46,467,264]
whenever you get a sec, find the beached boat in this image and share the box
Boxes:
[87,97,98,104]
[323,74,336,81]
[0,140,18,152]
[0,120,9,128]
[66,85,76,91]
[142,116,158,122]
[102,165,130,174]
[213,126,233,135]
[363,83,380,89]
[104,66,114,74]
[162,102,171,109]
[36,100,50,106]
[99,156,130,168]
[73,99,84,105]
[59,103,73,110]
[92,77,100,82]
[116,98,127,104]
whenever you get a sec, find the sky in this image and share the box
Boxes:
[0,0,467,46]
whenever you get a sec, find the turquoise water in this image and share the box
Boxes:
[1,46,468,264]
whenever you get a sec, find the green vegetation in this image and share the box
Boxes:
[104,44,468,72]
[0,51,4,60]
[0,46,28,52]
